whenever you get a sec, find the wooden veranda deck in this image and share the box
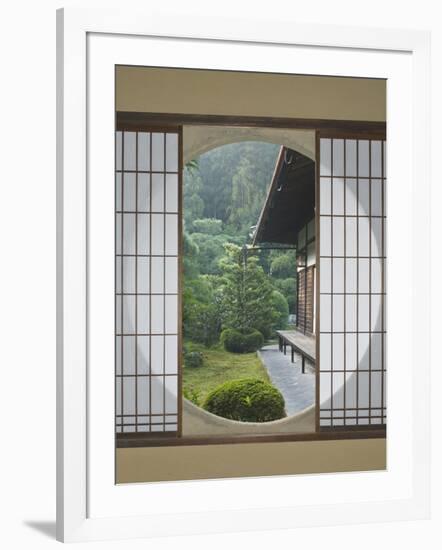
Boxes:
[276,329,316,372]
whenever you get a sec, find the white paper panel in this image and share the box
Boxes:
[345,140,357,177]
[332,178,344,215]
[332,258,344,293]
[358,140,369,177]
[137,295,150,334]
[332,373,344,407]
[122,256,135,293]
[320,333,331,371]
[371,333,382,370]
[138,132,150,171]
[165,376,178,414]
[320,138,331,176]
[332,294,344,332]
[345,372,357,407]
[320,372,331,404]
[123,172,136,211]
[116,378,122,416]
[358,178,370,215]
[320,178,331,215]
[150,295,164,334]
[165,257,178,294]
[358,217,370,257]
[332,333,344,370]
[151,257,164,294]
[345,294,357,332]
[137,257,150,294]
[371,178,383,216]
[122,214,136,254]
[320,258,331,294]
[137,377,150,415]
[345,178,357,215]
[122,336,136,375]
[165,174,179,212]
[320,294,331,333]
[123,132,136,171]
[320,217,331,256]
[371,141,383,178]
[122,295,136,334]
[165,214,178,255]
[345,258,357,293]
[115,336,122,375]
[137,173,150,212]
[116,131,180,435]
[345,334,357,371]
[358,372,370,408]
[165,335,178,374]
[150,335,164,375]
[332,217,344,256]
[358,294,370,332]
[151,174,165,212]
[123,376,136,415]
[151,133,165,172]
[137,213,150,255]
[137,335,149,375]
[166,133,178,172]
[151,376,164,415]
[165,295,178,334]
[358,333,370,370]
[332,139,344,177]
[151,214,164,255]
[116,173,122,211]
[116,131,122,171]
[358,258,370,293]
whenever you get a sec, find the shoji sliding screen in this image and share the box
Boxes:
[318,136,386,429]
[115,129,181,435]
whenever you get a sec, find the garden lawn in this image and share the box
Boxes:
[183,342,270,405]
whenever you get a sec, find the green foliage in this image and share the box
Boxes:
[220,328,264,353]
[270,253,294,279]
[270,290,289,331]
[184,142,279,233]
[218,244,275,337]
[183,385,202,406]
[203,378,286,422]
[190,232,230,275]
[184,351,204,369]
[183,143,299,348]
[184,300,221,347]
[192,218,223,235]
[273,277,296,313]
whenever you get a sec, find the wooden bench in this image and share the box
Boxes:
[276,330,316,373]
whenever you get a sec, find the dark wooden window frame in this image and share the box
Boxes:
[116,112,386,448]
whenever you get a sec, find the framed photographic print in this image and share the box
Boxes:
[57,7,431,543]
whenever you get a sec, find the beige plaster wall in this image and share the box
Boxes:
[116,66,386,121]
[115,66,386,484]
[117,438,386,483]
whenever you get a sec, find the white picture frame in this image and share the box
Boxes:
[56,7,431,543]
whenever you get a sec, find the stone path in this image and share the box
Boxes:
[258,343,315,416]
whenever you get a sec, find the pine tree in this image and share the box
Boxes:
[219,244,274,335]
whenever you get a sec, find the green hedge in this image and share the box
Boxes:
[184,351,204,368]
[220,328,264,353]
[203,378,286,422]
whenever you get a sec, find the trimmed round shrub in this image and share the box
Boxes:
[203,378,286,422]
[184,351,204,368]
[220,328,264,353]
[242,330,264,352]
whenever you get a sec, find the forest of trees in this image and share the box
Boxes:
[183,141,297,349]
